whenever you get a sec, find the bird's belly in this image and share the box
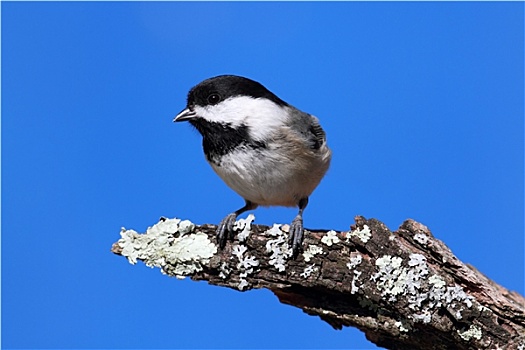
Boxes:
[210,146,330,207]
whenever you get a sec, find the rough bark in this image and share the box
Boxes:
[111,216,525,350]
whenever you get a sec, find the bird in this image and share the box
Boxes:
[174,75,331,258]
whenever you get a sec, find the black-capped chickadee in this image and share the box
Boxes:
[174,75,331,258]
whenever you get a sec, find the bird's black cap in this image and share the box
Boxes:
[186,75,288,108]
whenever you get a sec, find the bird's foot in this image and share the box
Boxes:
[217,213,238,249]
[288,215,305,259]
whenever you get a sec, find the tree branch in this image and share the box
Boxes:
[111,215,525,349]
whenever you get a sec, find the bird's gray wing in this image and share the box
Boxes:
[308,116,326,150]
[285,107,327,150]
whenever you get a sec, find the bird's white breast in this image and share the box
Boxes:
[210,129,331,207]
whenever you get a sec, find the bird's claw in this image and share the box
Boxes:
[216,213,237,248]
[288,215,305,259]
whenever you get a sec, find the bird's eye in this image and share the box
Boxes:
[207,93,221,105]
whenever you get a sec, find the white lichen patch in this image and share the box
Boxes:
[231,243,260,290]
[412,311,432,324]
[346,253,363,269]
[346,225,372,243]
[233,214,255,242]
[237,279,249,290]
[219,262,232,279]
[118,218,217,278]
[300,264,318,278]
[457,325,482,341]
[303,244,324,262]
[477,304,490,313]
[395,320,412,332]
[414,233,429,245]
[428,274,446,289]
[408,254,427,271]
[426,276,475,320]
[321,230,340,246]
[371,254,477,325]
[372,255,416,300]
[265,224,292,272]
[346,253,364,294]
[351,270,362,294]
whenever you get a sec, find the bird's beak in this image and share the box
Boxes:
[173,107,197,122]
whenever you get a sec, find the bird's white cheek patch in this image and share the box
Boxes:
[195,96,288,141]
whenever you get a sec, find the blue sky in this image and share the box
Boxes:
[2,2,523,349]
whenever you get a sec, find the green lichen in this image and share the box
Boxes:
[118,218,217,278]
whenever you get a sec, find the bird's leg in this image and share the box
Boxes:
[289,197,309,259]
[217,200,258,249]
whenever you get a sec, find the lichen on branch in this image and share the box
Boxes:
[111,215,525,350]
